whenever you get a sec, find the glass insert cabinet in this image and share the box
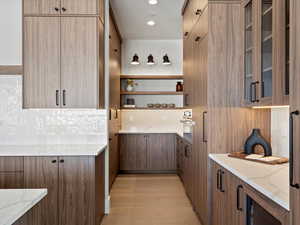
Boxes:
[242,0,290,106]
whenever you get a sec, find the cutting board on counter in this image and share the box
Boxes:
[228,152,289,165]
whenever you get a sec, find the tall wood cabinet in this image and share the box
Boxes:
[108,11,121,190]
[23,0,105,109]
[183,1,271,225]
[290,0,300,224]
[242,0,290,106]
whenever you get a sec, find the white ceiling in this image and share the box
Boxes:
[110,0,185,40]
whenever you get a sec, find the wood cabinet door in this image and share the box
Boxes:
[147,134,176,171]
[211,161,229,225]
[58,157,95,225]
[119,134,147,171]
[290,0,300,224]
[60,0,97,15]
[23,0,61,15]
[95,152,105,225]
[24,17,61,108]
[24,157,59,225]
[0,173,24,189]
[61,17,98,108]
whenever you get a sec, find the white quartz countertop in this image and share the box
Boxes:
[0,144,107,156]
[0,189,47,225]
[209,154,289,211]
[119,129,182,135]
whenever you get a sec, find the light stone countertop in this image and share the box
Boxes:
[0,144,107,156]
[209,153,289,211]
[0,189,47,225]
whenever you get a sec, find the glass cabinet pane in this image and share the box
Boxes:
[244,1,253,102]
[285,0,290,95]
[261,0,273,98]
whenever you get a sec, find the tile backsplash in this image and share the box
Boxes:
[271,107,289,158]
[0,75,107,145]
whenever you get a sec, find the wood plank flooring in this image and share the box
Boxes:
[101,174,202,225]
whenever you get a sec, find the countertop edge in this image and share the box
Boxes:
[3,189,47,225]
[209,154,289,211]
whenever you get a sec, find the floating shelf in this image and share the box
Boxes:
[121,91,184,95]
[121,107,186,110]
[120,75,183,80]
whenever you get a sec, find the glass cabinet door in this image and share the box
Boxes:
[261,0,273,98]
[244,1,254,102]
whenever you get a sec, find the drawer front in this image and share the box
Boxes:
[0,157,24,172]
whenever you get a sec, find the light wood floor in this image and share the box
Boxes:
[101,174,202,225]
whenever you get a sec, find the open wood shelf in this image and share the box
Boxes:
[121,91,184,95]
[120,75,183,80]
[121,107,186,110]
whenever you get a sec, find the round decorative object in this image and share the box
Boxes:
[244,129,272,156]
[126,85,134,92]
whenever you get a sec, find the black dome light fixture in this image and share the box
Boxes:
[131,54,140,65]
[147,54,155,65]
[162,54,171,65]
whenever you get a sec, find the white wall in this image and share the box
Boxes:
[122,39,183,75]
[271,108,289,158]
[0,0,22,65]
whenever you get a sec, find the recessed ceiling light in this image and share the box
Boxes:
[147,20,156,26]
[148,0,158,5]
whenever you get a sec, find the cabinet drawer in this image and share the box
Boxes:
[0,157,24,172]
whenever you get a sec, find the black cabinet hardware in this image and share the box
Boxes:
[60,159,65,163]
[62,7,67,12]
[109,138,112,141]
[56,90,59,106]
[290,110,300,189]
[54,7,59,12]
[217,169,221,190]
[51,159,57,163]
[62,90,66,106]
[195,36,201,42]
[250,81,259,102]
[254,81,259,102]
[236,185,243,211]
[203,111,208,143]
[195,9,202,15]
[184,32,189,37]
[220,170,225,192]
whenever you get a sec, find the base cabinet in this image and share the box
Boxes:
[0,152,105,225]
[119,134,176,172]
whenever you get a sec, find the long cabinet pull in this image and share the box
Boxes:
[220,171,225,192]
[290,110,300,189]
[217,169,220,190]
[236,185,243,211]
[250,82,254,102]
[203,111,208,143]
[184,94,189,106]
[62,90,66,106]
[254,81,259,102]
[56,90,59,106]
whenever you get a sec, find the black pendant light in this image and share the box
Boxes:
[131,54,140,65]
[163,54,171,65]
[147,54,155,65]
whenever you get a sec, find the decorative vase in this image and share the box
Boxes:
[244,129,272,156]
[176,82,183,92]
[126,85,134,92]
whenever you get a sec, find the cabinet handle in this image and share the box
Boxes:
[56,90,59,106]
[220,170,225,192]
[54,7,60,12]
[62,90,66,106]
[254,81,259,102]
[203,111,207,143]
[184,32,189,37]
[195,9,202,15]
[217,169,221,190]
[236,185,243,211]
[51,159,57,163]
[62,7,67,12]
[60,159,65,163]
[195,36,201,42]
[114,107,118,119]
[109,138,112,141]
[290,110,300,189]
[184,146,188,157]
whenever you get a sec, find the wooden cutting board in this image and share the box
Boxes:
[228,152,289,165]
